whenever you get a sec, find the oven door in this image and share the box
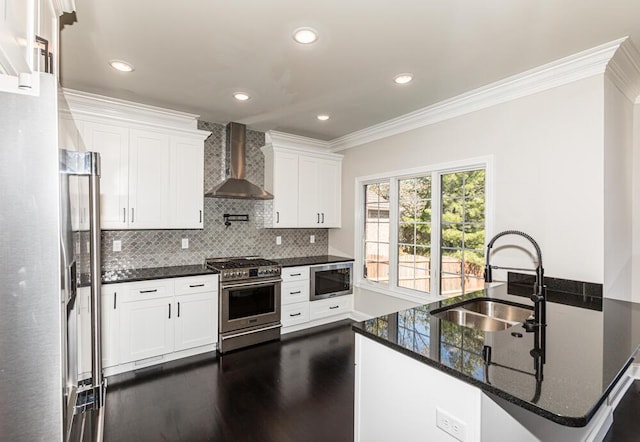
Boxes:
[220,278,281,333]
[310,262,353,301]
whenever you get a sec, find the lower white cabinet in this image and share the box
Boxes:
[77,274,218,377]
[280,265,352,332]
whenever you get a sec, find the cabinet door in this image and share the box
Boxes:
[174,292,217,351]
[81,121,129,229]
[298,156,320,227]
[317,159,341,228]
[119,297,174,364]
[128,129,170,229]
[101,287,120,368]
[169,137,204,228]
[272,151,299,227]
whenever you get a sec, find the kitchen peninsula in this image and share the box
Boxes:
[353,282,640,441]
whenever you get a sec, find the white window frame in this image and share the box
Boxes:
[354,156,494,302]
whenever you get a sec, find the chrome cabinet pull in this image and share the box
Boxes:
[199,210,202,223]
[290,312,302,317]
[131,208,135,223]
[317,213,320,223]
[276,211,280,224]
[123,208,126,223]
[322,213,325,223]
[140,289,157,294]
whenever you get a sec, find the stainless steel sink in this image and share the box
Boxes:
[459,299,533,323]
[432,299,533,332]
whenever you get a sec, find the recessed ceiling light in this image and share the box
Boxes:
[109,60,134,72]
[393,73,413,85]
[233,92,251,101]
[317,114,330,121]
[293,27,319,44]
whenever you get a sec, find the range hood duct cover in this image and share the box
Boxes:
[205,122,273,200]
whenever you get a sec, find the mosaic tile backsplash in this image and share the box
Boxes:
[96,121,329,272]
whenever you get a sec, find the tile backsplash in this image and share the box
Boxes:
[96,121,329,272]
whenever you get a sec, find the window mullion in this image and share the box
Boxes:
[389,178,399,290]
[431,171,442,296]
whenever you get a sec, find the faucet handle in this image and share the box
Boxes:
[530,293,544,303]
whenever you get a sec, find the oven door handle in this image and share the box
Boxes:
[221,278,282,289]
[221,323,282,340]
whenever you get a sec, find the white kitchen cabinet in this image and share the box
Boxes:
[169,137,204,228]
[174,291,216,351]
[119,294,174,364]
[264,149,299,227]
[128,129,170,229]
[64,89,211,230]
[282,302,310,327]
[96,274,218,375]
[262,141,342,229]
[298,156,341,228]
[309,295,353,321]
[81,121,130,229]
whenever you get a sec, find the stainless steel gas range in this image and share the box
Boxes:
[205,257,282,353]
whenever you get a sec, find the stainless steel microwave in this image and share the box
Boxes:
[310,262,353,301]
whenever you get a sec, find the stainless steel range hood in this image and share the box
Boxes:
[205,122,273,200]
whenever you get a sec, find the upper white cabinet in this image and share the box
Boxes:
[262,132,342,229]
[62,89,210,230]
[0,0,72,93]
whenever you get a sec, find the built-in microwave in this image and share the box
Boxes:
[310,262,353,301]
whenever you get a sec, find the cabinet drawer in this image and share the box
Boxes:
[282,266,309,283]
[281,280,309,305]
[282,302,310,327]
[174,274,218,296]
[309,295,352,321]
[121,280,173,302]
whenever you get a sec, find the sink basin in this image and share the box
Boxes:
[459,299,533,323]
[432,299,533,332]
[434,309,516,332]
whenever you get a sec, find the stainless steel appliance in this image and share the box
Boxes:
[205,257,282,353]
[310,262,353,301]
[0,76,104,441]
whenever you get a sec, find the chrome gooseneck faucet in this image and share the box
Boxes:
[484,230,547,338]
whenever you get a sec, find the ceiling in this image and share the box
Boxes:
[59,0,640,141]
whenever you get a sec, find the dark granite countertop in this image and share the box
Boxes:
[273,255,354,268]
[79,265,218,287]
[352,284,640,427]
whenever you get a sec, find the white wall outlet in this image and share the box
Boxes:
[181,238,189,249]
[276,236,282,245]
[310,234,315,244]
[436,408,467,441]
[112,240,122,252]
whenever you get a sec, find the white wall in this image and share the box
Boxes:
[331,75,606,284]
[632,102,640,302]
[603,75,634,301]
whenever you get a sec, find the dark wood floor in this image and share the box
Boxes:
[104,321,639,441]
[104,322,355,442]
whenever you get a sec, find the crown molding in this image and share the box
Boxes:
[328,37,627,152]
[51,0,76,16]
[266,130,331,151]
[606,38,640,104]
[62,88,210,138]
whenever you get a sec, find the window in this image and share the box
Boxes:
[360,163,487,297]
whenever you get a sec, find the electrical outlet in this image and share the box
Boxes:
[181,238,189,249]
[310,235,315,244]
[436,408,467,441]
[112,240,122,252]
[276,236,282,245]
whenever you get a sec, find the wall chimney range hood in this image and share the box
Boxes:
[205,122,273,200]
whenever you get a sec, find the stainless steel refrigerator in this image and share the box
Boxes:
[0,75,105,441]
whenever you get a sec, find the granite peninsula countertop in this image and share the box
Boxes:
[273,255,353,268]
[352,284,640,427]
